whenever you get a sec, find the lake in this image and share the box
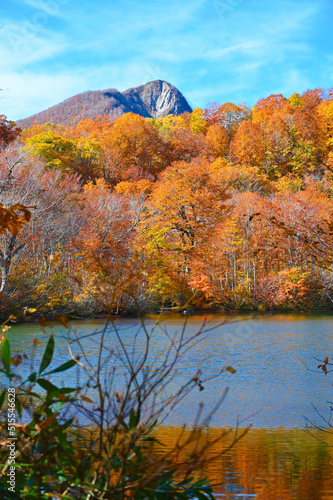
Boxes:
[5,313,333,499]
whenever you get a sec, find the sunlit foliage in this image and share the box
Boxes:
[1,86,333,316]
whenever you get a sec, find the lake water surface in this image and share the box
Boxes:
[5,313,333,499]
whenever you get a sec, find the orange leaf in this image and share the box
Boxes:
[35,413,59,431]
[56,315,70,329]
[81,395,93,403]
[38,316,49,327]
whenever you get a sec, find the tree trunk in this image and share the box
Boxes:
[0,234,26,293]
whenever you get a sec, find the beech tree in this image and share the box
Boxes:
[0,142,82,300]
[103,113,170,183]
[204,102,250,147]
[230,121,265,167]
[206,124,229,158]
[73,179,147,313]
[139,158,230,302]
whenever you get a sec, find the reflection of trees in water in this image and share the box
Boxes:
[156,427,333,500]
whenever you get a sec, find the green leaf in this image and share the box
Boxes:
[28,371,37,382]
[37,379,76,397]
[1,337,11,373]
[56,431,70,451]
[0,390,6,409]
[128,407,141,429]
[129,407,136,428]
[45,358,77,375]
[36,378,59,393]
[59,417,74,430]
[54,401,66,412]
[20,390,42,400]
[39,335,54,374]
[57,387,76,394]
[118,415,129,431]
[16,397,22,418]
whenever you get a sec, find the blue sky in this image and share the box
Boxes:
[1,0,333,120]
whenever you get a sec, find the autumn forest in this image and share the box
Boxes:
[1,87,333,319]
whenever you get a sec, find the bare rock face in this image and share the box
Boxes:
[123,80,192,119]
[17,80,192,128]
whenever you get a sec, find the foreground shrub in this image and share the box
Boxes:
[0,316,248,499]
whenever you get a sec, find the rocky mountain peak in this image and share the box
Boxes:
[17,80,192,128]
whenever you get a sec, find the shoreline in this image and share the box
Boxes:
[5,306,333,326]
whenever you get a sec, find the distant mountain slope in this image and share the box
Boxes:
[17,80,192,128]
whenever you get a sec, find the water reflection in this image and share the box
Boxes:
[157,426,333,500]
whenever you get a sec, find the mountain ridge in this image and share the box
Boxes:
[17,80,192,128]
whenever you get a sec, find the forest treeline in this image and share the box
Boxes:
[1,87,333,318]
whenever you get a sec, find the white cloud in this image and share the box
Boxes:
[22,0,69,18]
[0,20,69,71]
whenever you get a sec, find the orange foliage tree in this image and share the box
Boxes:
[73,179,148,313]
[140,158,229,303]
[205,102,250,147]
[5,86,333,316]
